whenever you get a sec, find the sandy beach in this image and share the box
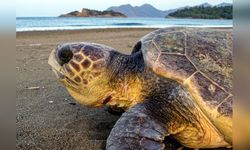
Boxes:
[16,28,156,149]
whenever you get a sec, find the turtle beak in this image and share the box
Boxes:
[48,49,64,78]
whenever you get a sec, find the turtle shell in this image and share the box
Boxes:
[139,27,232,142]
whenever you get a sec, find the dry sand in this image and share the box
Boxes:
[16,28,156,149]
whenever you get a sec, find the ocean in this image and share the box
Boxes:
[16,17,232,32]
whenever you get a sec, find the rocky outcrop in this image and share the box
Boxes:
[59,8,126,18]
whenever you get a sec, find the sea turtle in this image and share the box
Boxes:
[48,27,232,149]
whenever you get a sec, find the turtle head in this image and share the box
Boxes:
[48,43,115,107]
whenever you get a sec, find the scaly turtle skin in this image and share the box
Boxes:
[48,27,232,149]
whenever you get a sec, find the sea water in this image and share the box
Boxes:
[16,17,232,32]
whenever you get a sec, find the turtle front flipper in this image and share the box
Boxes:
[106,103,181,150]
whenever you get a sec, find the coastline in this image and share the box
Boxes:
[16,25,233,32]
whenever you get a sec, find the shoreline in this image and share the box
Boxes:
[16,28,157,38]
[16,27,158,33]
[16,26,233,33]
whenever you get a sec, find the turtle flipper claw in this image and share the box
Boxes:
[106,103,178,150]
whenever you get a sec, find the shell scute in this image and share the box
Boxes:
[189,72,229,109]
[153,32,186,54]
[158,54,196,82]
[217,96,233,118]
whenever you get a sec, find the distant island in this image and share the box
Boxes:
[59,8,127,18]
[167,5,232,19]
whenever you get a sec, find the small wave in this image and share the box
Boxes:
[67,24,91,27]
[111,23,145,26]
[174,24,203,26]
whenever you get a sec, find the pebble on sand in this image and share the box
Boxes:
[27,86,40,90]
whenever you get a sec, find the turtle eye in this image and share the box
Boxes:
[57,45,73,65]
[131,41,142,54]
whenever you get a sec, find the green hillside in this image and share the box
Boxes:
[167,6,232,19]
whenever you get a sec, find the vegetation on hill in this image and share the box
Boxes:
[167,6,232,19]
[59,8,127,18]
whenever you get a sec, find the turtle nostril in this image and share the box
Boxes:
[57,46,73,65]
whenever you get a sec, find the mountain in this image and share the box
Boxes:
[106,3,215,18]
[59,8,126,18]
[164,6,190,15]
[107,4,140,17]
[216,2,232,7]
[198,2,213,7]
[198,2,232,8]
[107,4,170,17]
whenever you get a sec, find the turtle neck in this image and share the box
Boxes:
[107,50,145,80]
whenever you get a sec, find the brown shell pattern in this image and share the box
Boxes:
[141,28,233,118]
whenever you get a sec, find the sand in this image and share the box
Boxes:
[16,28,156,149]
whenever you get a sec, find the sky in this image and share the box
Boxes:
[16,0,233,17]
